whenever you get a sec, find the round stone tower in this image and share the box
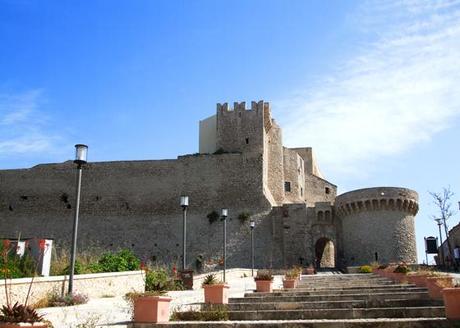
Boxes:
[335,187,418,266]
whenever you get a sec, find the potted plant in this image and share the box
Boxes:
[391,263,410,282]
[442,283,460,320]
[283,269,298,289]
[254,270,273,293]
[0,302,48,328]
[202,274,229,304]
[125,265,175,323]
[126,291,172,323]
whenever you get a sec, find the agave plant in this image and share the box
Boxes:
[0,302,44,323]
[202,274,220,287]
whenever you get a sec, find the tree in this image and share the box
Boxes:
[429,186,457,270]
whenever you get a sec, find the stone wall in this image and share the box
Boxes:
[0,271,144,306]
[0,153,273,267]
[336,187,418,266]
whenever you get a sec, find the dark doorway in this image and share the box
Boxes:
[315,237,335,268]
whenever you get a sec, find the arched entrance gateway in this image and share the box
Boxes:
[315,237,335,268]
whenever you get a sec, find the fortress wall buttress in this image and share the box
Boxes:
[335,187,418,266]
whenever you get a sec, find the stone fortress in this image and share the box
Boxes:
[0,101,419,269]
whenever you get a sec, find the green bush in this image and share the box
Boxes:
[0,244,37,278]
[145,268,169,291]
[170,305,228,321]
[238,212,251,223]
[145,268,184,292]
[358,265,373,273]
[97,249,140,272]
[207,211,219,224]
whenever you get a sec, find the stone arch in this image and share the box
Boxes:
[315,237,335,268]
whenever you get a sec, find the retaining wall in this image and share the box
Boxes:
[0,270,144,306]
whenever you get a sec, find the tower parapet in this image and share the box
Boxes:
[335,187,418,218]
[336,187,418,266]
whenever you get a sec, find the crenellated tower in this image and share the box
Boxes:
[335,187,419,266]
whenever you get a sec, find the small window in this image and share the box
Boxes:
[325,187,330,194]
[245,138,249,144]
[284,181,291,192]
[300,187,303,197]
[317,211,323,221]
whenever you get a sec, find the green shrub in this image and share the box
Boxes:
[97,249,140,272]
[171,305,228,321]
[0,244,37,278]
[359,265,373,273]
[145,268,170,291]
[207,211,219,224]
[145,268,184,292]
[238,212,251,223]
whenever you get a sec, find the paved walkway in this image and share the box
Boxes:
[37,274,283,328]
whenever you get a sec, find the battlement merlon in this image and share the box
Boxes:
[216,100,269,113]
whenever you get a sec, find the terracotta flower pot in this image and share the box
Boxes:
[391,272,407,283]
[0,324,49,328]
[133,295,172,323]
[407,274,428,287]
[283,279,296,289]
[203,284,230,304]
[255,279,273,292]
[426,277,453,300]
[442,287,460,320]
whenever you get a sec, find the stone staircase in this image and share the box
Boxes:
[136,273,460,327]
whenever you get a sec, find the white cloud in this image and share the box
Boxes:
[276,0,460,178]
[0,89,59,155]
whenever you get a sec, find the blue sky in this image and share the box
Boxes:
[1,0,459,263]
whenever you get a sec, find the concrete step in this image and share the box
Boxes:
[250,286,427,297]
[223,299,444,311]
[225,306,446,320]
[297,281,395,286]
[229,291,431,303]
[133,318,457,328]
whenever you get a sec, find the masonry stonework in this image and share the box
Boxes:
[0,101,419,269]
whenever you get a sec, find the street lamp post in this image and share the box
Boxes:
[435,218,444,267]
[221,208,228,283]
[180,196,189,271]
[250,219,255,277]
[69,144,88,294]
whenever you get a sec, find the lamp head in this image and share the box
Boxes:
[180,196,189,208]
[250,219,255,229]
[221,208,228,218]
[74,144,88,165]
